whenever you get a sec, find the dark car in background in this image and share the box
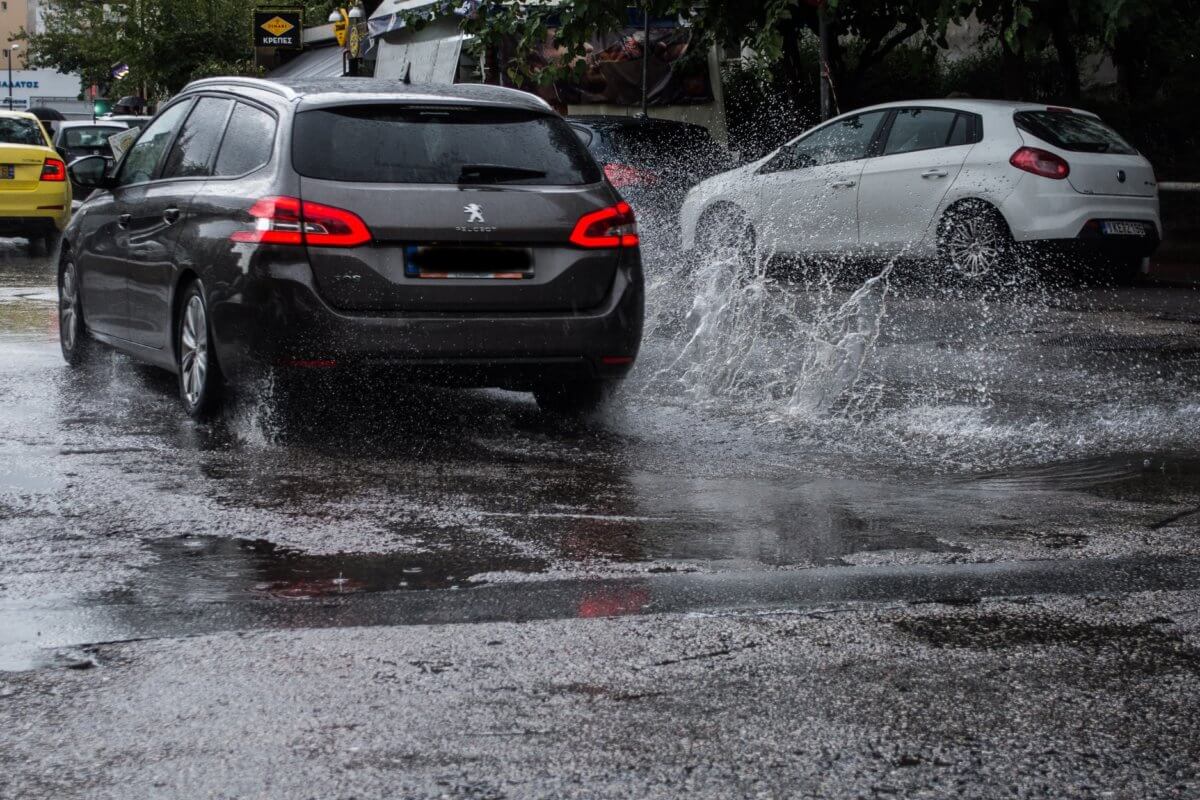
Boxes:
[52,120,131,200]
[99,114,153,132]
[53,121,130,161]
[59,78,644,418]
[566,115,732,235]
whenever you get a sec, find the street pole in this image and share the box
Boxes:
[640,2,649,118]
[818,4,831,120]
[5,51,11,111]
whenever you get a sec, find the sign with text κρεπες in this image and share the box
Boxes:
[254,10,302,50]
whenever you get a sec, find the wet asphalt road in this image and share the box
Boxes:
[1,237,1200,797]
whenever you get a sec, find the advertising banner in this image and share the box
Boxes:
[254,10,303,50]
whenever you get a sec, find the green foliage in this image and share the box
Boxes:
[21,0,284,97]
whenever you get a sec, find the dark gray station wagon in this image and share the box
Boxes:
[59,78,644,416]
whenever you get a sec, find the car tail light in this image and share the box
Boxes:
[603,163,659,188]
[569,201,639,248]
[40,158,66,182]
[230,196,371,247]
[1010,147,1070,180]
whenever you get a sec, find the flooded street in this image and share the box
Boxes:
[2,238,1200,797]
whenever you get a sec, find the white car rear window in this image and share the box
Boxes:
[1014,111,1137,155]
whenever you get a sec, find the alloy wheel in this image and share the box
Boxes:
[59,261,80,353]
[180,294,209,409]
[944,213,1006,279]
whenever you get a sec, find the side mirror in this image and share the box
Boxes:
[67,154,112,189]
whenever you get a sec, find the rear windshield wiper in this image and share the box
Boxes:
[458,164,547,184]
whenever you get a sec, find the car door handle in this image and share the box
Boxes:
[830,180,857,189]
[117,213,131,229]
[921,169,949,179]
[162,207,180,224]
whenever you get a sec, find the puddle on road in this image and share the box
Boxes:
[3,241,1200,669]
[147,534,544,599]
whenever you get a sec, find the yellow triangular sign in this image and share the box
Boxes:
[261,16,294,36]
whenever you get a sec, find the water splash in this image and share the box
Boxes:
[639,224,894,423]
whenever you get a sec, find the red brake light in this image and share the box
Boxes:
[230,196,371,247]
[40,158,66,182]
[1010,147,1070,180]
[569,201,639,248]
[603,163,659,188]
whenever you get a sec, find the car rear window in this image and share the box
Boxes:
[293,105,602,185]
[63,126,124,148]
[0,117,46,146]
[1014,111,1137,155]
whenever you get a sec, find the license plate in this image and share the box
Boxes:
[404,245,533,279]
[0,165,13,179]
[1102,221,1147,237]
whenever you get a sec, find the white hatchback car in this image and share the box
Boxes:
[680,99,1160,280]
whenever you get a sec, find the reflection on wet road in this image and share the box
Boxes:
[2,243,1200,669]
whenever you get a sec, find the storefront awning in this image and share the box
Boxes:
[371,16,463,84]
[268,46,344,79]
[367,0,479,40]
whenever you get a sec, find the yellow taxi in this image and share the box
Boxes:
[0,110,71,254]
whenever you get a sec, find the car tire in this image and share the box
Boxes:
[42,231,62,259]
[177,281,224,419]
[937,200,1014,280]
[698,205,760,281]
[58,253,92,366]
[533,379,615,416]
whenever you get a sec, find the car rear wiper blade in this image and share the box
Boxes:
[457,164,547,183]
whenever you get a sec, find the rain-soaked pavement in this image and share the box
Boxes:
[2,235,1199,797]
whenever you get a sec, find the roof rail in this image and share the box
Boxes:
[179,77,296,99]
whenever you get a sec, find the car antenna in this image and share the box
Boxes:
[402,63,412,84]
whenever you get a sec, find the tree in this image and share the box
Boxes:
[22,0,340,99]
[444,0,954,109]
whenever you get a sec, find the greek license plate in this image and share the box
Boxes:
[1102,221,1147,237]
[0,165,13,179]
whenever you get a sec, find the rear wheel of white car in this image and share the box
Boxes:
[937,201,1013,280]
[698,205,759,280]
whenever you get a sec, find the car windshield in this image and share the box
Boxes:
[1014,110,1137,154]
[63,127,124,148]
[293,104,602,185]
[0,117,45,146]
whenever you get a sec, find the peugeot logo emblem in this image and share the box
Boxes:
[464,203,485,223]
[1116,169,1126,183]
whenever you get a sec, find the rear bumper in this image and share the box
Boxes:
[1000,174,1160,245]
[0,216,62,236]
[0,184,72,232]
[209,247,645,390]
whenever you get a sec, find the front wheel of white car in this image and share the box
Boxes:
[697,205,760,281]
[936,201,1013,280]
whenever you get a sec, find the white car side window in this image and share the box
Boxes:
[882,108,962,156]
[762,111,887,173]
